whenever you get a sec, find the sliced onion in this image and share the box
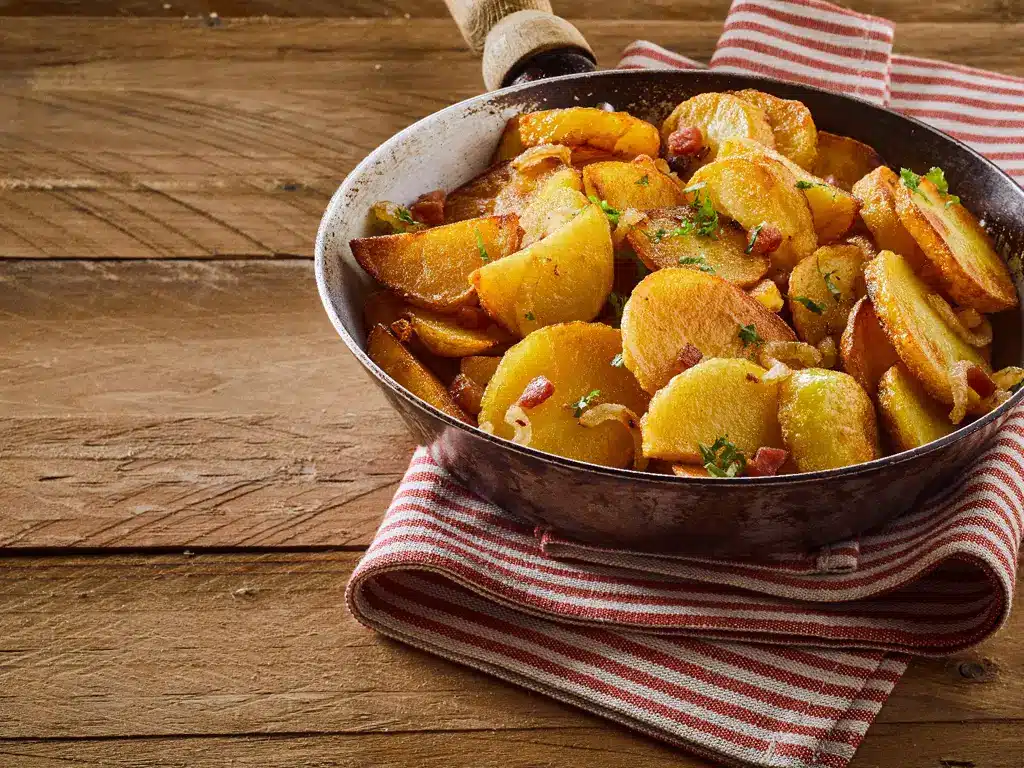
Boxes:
[511,144,572,172]
[761,359,793,383]
[927,294,993,347]
[956,307,984,330]
[613,207,647,247]
[993,366,1024,392]
[757,341,821,370]
[478,421,495,435]
[948,360,992,424]
[816,336,838,369]
[579,403,647,471]
[504,404,533,445]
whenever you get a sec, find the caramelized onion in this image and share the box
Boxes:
[579,403,647,471]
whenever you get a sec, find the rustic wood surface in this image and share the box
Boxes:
[2,1,1023,765]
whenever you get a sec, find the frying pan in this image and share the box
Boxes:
[315,0,1024,556]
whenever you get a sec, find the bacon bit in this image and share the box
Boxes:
[449,373,484,416]
[667,125,704,156]
[747,223,783,255]
[455,306,483,330]
[674,343,703,374]
[409,190,446,226]
[746,447,789,477]
[389,318,414,342]
[517,376,555,408]
[745,373,761,383]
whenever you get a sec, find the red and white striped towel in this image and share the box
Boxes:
[347,3,1024,766]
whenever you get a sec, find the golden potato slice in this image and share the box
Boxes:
[778,368,879,472]
[852,167,928,270]
[363,289,407,331]
[864,250,989,405]
[496,108,661,162]
[839,297,900,394]
[626,207,769,288]
[893,172,1018,312]
[877,363,955,452]
[460,355,502,389]
[688,156,817,271]
[641,358,783,463]
[749,279,785,312]
[444,162,515,222]
[351,215,522,313]
[731,89,818,171]
[518,168,588,245]
[716,137,858,245]
[402,306,510,357]
[478,322,650,467]
[811,132,883,192]
[582,155,685,212]
[621,268,797,393]
[366,324,470,423]
[472,203,613,337]
[787,244,868,346]
[660,93,775,171]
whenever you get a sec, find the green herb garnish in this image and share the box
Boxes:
[745,222,764,255]
[738,323,763,348]
[474,228,490,263]
[821,269,841,302]
[902,166,960,207]
[636,174,650,187]
[571,389,601,418]
[687,184,720,238]
[611,353,625,368]
[795,180,825,190]
[699,436,747,478]
[679,255,715,273]
[524,311,536,321]
[607,291,626,327]
[589,195,621,226]
[396,206,416,225]
[794,295,826,315]
[899,168,922,194]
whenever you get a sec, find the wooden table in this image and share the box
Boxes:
[2,1,1023,765]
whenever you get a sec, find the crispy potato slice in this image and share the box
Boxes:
[731,89,818,171]
[472,203,613,337]
[787,244,868,345]
[717,137,858,244]
[778,368,880,472]
[660,93,775,171]
[877,363,955,451]
[402,306,510,357]
[621,268,797,393]
[689,156,817,271]
[449,373,485,416]
[363,289,408,331]
[478,322,650,467]
[893,174,1018,312]
[840,297,900,394]
[460,355,502,389]
[444,162,515,222]
[583,155,685,211]
[366,324,470,423]
[864,250,989,405]
[626,207,769,288]
[852,167,928,270]
[749,279,785,312]
[496,108,661,162]
[351,215,522,312]
[811,132,883,192]
[518,168,588,245]
[641,358,783,462]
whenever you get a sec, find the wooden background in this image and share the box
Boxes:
[2,0,1023,765]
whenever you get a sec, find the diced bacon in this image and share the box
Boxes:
[747,223,783,255]
[517,376,555,408]
[746,447,789,477]
[667,125,704,156]
[409,190,446,226]
[674,343,703,374]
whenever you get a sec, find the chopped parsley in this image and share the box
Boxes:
[738,323,763,348]
[396,206,416,225]
[611,353,625,368]
[606,291,626,327]
[588,195,621,226]
[570,389,601,418]
[687,185,720,238]
[794,295,826,315]
[821,268,841,302]
[899,167,921,193]
[795,180,825,190]
[474,228,489,263]
[524,311,536,321]
[635,174,650,186]
[699,436,747,478]
[902,166,961,208]
[679,255,715,273]
[924,166,949,193]
[745,222,764,255]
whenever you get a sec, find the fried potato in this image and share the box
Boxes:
[444,162,515,222]
[716,137,858,244]
[402,306,510,357]
[749,279,785,312]
[366,324,470,423]
[449,373,485,416]
[641,358,783,462]
[688,156,817,271]
[583,155,685,211]
[621,267,797,393]
[478,322,650,467]
[877,363,955,451]
[496,108,661,162]
[852,167,928,270]
[626,208,769,288]
[363,289,408,331]
[472,203,613,337]
[840,297,900,394]
[661,93,775,171]
[518,168,588,245]
[778,368,879,472]
[811,132,883,192]
[864,250,989,405]
[731,89,818,171]
[352,215,522,313]
[460,355,502,389]
[787,244,868,346]
[893,174,1018,312]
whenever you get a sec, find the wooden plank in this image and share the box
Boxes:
[0,260,414,549]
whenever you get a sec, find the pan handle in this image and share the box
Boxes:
[443,0,596,91]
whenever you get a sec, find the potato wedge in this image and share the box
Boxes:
[811,132,883,192]
[877,363,955,452]
[518,168,588,245]
[460,355,502,389]
[496,108,661,162]
[778,368,880,472]
[731,89,818,171]
[749,278,785,312]
[641,358,783,462]
[787,244,868,345]
[893,173,1018,312]
[688,156,817,271]
[660,93,775,171]
[352,215,522,312]
[478,323,650,467]
[621,267,797,393]
[717,137,858,244]
[363,289,408,331]
[366,324,470,423]
[840,297,900,394]
[444,162,515,222]
[402,306,511,357]
[864,250,989,405]
[626,207,769,288]
[583,155,685,211]
[472,203,613,337]
[852,167,928,270]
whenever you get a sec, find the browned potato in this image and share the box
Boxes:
[877,364,955,451]
[621,267,797,393]
[352,215,522,312]
[661,93,775,171]
[892,172,1018,313]
[518,167,588,245]
[402,306,510,357]
[852,167,928,270]
[840,297,900,394]
[449,373,485,416]
[444,162,515,222]
[731,89,818,171]
[811,132,883,191]
[787,244,868,346]
[778,368,880,472]
[749,279,785,312]
[626,208,769,288]
[478,322,650,467]
[496,108,661,162]
[366,324,470,423]
[363,289,407,330]
[460,355,502,389]
[583,155,685,211]
[641,358,783,463]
